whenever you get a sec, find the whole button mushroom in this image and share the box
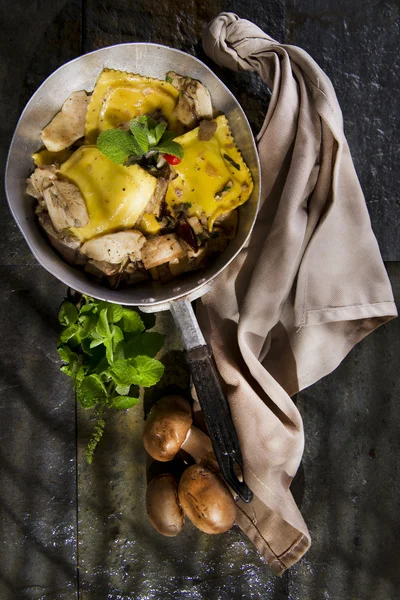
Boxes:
[178,464,237,534]
[143,395,238,535]
[146,471,185,537]
[143,395,193,462]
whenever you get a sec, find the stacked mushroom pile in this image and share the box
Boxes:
[143,395,237,536]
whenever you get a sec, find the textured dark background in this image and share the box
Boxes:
[0,1,399,598]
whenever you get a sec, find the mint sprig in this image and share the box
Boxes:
[57,296,165,463]
[96,115,184,164]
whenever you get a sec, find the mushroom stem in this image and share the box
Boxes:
[180,425,217,469]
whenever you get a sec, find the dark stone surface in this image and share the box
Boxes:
[0,267,77,600]
[286,0,400,261]
[0,2,81,598]
[291,262,400,599]
[0,0,399,598]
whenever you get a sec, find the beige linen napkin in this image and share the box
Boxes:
[198,13,397,574]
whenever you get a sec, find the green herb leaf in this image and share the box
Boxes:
[165,75,173,84]
[96,308,111,339]
[120,309,145,334]
[109,359,139,386]
[59,302,78,326]
[60,323,80,344]
[132,355,164,387]
[129,119,150,154]
[154,140,184,159]
[97,129,141,164]
[154,121,167,144]
[109,396,139,410]
[124,332,164,359]
[77,374,107,408]
[115,384,131,396]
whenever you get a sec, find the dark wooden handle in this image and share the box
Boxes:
[186,345,253,503]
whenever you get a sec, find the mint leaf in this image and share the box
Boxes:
[96,308,111,339]
[59,302,78,326]
[132,355,164,387]
[121,309,145,334]
[154,140,184,159]
[130,119,150,154]
[115,384,131,396]
[160,131,178,143]
[124,332,164,359]
[154,122,167,145]
[60,323,80,343]
[109,396,139,410]
[109,359,139,386]
[79,374,107,399]
[97,129,141,164]
[57,345,78,364]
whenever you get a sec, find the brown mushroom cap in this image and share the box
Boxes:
[178,464,237,534]
[143,395,193,462]
[146,473,185,537]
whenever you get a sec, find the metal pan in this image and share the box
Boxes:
[5,43,260,503]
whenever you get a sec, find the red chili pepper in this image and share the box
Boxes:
[163,154,181,165]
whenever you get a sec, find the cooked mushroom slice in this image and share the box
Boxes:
[81,230,146,264]
[178,464,237,534]
[143,395,193,462]
[214,209,238,239]
[38,212,86,266]
[143,177,169,218]
[43,179,89,232]
[174,93,198,129]
[141,234,185,270]
[26,165,57,200]
[187,81,213,120]
[84,259,120,278]
[167,71,213,126]
[40,91,90,152]
[146,472,185,537]
[198,119,218,141]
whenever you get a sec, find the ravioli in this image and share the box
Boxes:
[59,146,157,242]
[85,69,181,144]
[32,149,73,167]
[165,115,253,230]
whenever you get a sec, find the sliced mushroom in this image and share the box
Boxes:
[143,177,169,217]
[84,259,120,278]
[174,92,198,129]
[43,179,89,232]
[214,209,238,240]
[178,464,237,534]
[40,91,90,152]
[141,234,185,270]
[38,212,86,266]
[146,472,185,537]
[167,71,213,126]
[198,119,218,141]
[26,165,57,200]
[80,230,146,264]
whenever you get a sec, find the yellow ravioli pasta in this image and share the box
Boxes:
[59,146,157,242]
[166,115,253,230]
[85,69,181,144]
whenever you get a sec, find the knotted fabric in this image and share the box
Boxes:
[198,12,397,574]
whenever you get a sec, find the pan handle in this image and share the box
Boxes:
[169,298,253,503]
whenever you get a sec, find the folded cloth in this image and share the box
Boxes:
[198,12,397,574]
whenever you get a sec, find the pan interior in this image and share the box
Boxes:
[6,44,260,306]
